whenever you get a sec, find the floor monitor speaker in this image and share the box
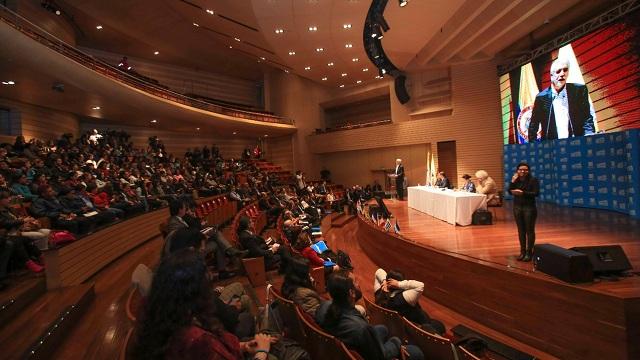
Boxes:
[570,245,632,274]
[533,244,593,283]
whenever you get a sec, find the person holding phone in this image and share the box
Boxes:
[508,162,539,262]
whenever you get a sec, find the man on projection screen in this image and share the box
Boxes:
[528,58,596,141]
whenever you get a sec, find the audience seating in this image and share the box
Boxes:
[269,287,307,346]
[458,346,482,360]
[402,317,458,360]
[230,202,269,287]
[295,306,360,360]
[363,295,406,342]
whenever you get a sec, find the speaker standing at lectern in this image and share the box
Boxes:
[391,158,405,200]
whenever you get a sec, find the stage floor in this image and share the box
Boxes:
[383,199,640,296]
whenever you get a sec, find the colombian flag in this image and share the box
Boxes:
[516,63,539,143]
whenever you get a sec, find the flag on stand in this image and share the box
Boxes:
[394,220,401,234]
[356,200,362,214]
[378,216,384,227]
[371,212,377,224]
[384,218,392,232]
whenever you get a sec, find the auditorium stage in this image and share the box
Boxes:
[383,199,640,278]
[356,199,640,359]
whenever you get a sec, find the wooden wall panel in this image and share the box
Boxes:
[307,61,504,187]
[324,95,391,129]
[264,135,293,172]
[16,0,77,45]
[81,122,255,159]
[79,48,260,108]
[320,143,427,187]
[0,98,80,141]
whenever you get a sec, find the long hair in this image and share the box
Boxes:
[322,271,355,330]
[281,257,314,299]
[133,249,221,359]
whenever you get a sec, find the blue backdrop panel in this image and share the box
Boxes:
[503,129,640,218]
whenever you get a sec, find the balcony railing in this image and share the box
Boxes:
[0,5,294,125]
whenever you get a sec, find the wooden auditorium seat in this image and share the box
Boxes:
[402,317,458,360]
[269,287,306,345]
[363,295,406,341]
[295,306,360,360]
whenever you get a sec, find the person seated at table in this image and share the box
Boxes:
[460,174,476,193]
[374,268,445,335]
[475,170,499,205]
[434,171,452,189]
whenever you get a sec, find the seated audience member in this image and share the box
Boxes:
[237,216,282,270]
[0,192,50,249]
[282,210,304,245]
[1,234,44,274]
[58,186,116,229]
[475,170,499,205]
[374,268,445,335]
[133,249,275,359]
[316,271,424,360]
[294,232,339,274]
[30,186,91,235]
[460,174,476,193]
[435,171,452,189]
[229,185,250,211]
[85,183,125,218]
[281,257,325,317]
[11,174,38,201]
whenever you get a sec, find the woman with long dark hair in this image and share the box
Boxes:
[316,271,424,360]
[133,249,273,360]
[508,162,540,262]
[281,257,324,317]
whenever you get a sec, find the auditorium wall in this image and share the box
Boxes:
[80,122,255,159]
[263,135,293,172]
[265,70,332,179]
[0,98,80,141]
[307,60,504,188]
[79,48,261,108]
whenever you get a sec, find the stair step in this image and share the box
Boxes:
[332,214,356,228]
[0,283,95,359]
[0,275,47,328]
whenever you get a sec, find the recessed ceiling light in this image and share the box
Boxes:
[375,75,383,79]
[352,58,359,62]
[1,81,15,85]
[345,43,353,48]
[316,47,324,52]
[322,77,327,81]
[154,51,159,55]
[343,24,352,29]
[356,80,362,84]
[399,0,409,7]
[304,66,311,70]
[288,51,296,55]
[260,57,266,60]
[193,22,199,27]
[151,119,157,123]
[339,84,345,88]
[96,25,103,30]
[284,69,290,73]
[229,45,233,49]
[308,26,318,32]
[275,28,284,34]
[232,131,237,135]
[196,127,200,130]
[341,73,347,77]
[264,134,269,137]
[362,68,369,72]
[234,37,241,42]
[327,62,334,66]
[206,9,214,15]
[92,106,100,110]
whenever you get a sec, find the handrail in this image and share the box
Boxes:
[0,5,294,125]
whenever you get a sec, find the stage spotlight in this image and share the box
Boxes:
[399,0,409,7]
[375,14,390,32]
[379,68,386,76]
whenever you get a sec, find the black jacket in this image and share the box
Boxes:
[238,230,271,258]
[508,175,539,208]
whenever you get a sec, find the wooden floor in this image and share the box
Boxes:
[385,199,640,295]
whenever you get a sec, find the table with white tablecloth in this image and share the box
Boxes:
[407,186,487,226]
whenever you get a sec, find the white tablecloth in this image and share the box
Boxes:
[407,186,487,226]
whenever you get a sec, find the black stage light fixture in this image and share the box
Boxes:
[399,0,409,7]
[375,13,390,32]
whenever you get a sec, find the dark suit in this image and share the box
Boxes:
[435,177,451,189]
[395,164,405,200]
[528,83,595,142]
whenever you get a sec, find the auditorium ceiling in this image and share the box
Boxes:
[57,0,611,88]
